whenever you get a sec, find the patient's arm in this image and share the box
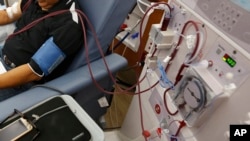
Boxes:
[0,0,22,25]
[0,64,41,89]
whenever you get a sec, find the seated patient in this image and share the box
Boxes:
[0,0,83,101]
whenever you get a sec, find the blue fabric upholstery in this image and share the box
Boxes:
[68,0,136,71]
[0,0,136,122]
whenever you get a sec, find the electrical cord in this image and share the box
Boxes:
[119,62,142,71]
[0,109,25,126]
[31,85,65,94]
[0,109,40,141]
[32,105,68,123]
[112,32,130,52]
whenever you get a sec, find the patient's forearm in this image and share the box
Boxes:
[0,64,42,89]
[0,10,13,25]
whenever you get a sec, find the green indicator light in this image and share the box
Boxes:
[223,54,236,68]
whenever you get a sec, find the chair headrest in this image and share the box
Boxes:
[66,0,136,71]
[77,0,121,33]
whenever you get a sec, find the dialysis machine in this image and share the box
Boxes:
[118,0,250,140]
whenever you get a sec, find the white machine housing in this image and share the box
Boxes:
[119,0,250,141]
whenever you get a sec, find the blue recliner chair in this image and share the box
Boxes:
[0,0,136,124]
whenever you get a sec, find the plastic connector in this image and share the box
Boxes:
[223,83,236,97]
[163,56,171,64]
[180,8,187,15]
[143,130,151,138]
[149,24,175,50]
[120,23,128,31]
[131,32,139,39]
[186,35,196,49]
[158,61,174,89]
[191,60,212,68]
[156,43,173,49]
[145,54,158,70]
[155,29,175,49]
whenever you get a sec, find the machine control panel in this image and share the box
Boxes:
[204,37,249,88]
[180,0,250,56]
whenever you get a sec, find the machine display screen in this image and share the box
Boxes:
[223,54,237,67]
[230,0,250,12]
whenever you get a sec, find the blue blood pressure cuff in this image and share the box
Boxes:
[30,37,66,77]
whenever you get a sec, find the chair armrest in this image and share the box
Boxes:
[0,53,127,121]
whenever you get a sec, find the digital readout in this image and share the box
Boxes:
[222,54,236,67]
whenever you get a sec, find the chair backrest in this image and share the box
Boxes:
[67,0,136,71]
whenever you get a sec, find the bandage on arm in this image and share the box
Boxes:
[0,0,22,25]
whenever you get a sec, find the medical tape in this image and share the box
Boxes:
[6,2,19,19]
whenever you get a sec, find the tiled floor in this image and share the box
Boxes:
[104,130,124,141]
